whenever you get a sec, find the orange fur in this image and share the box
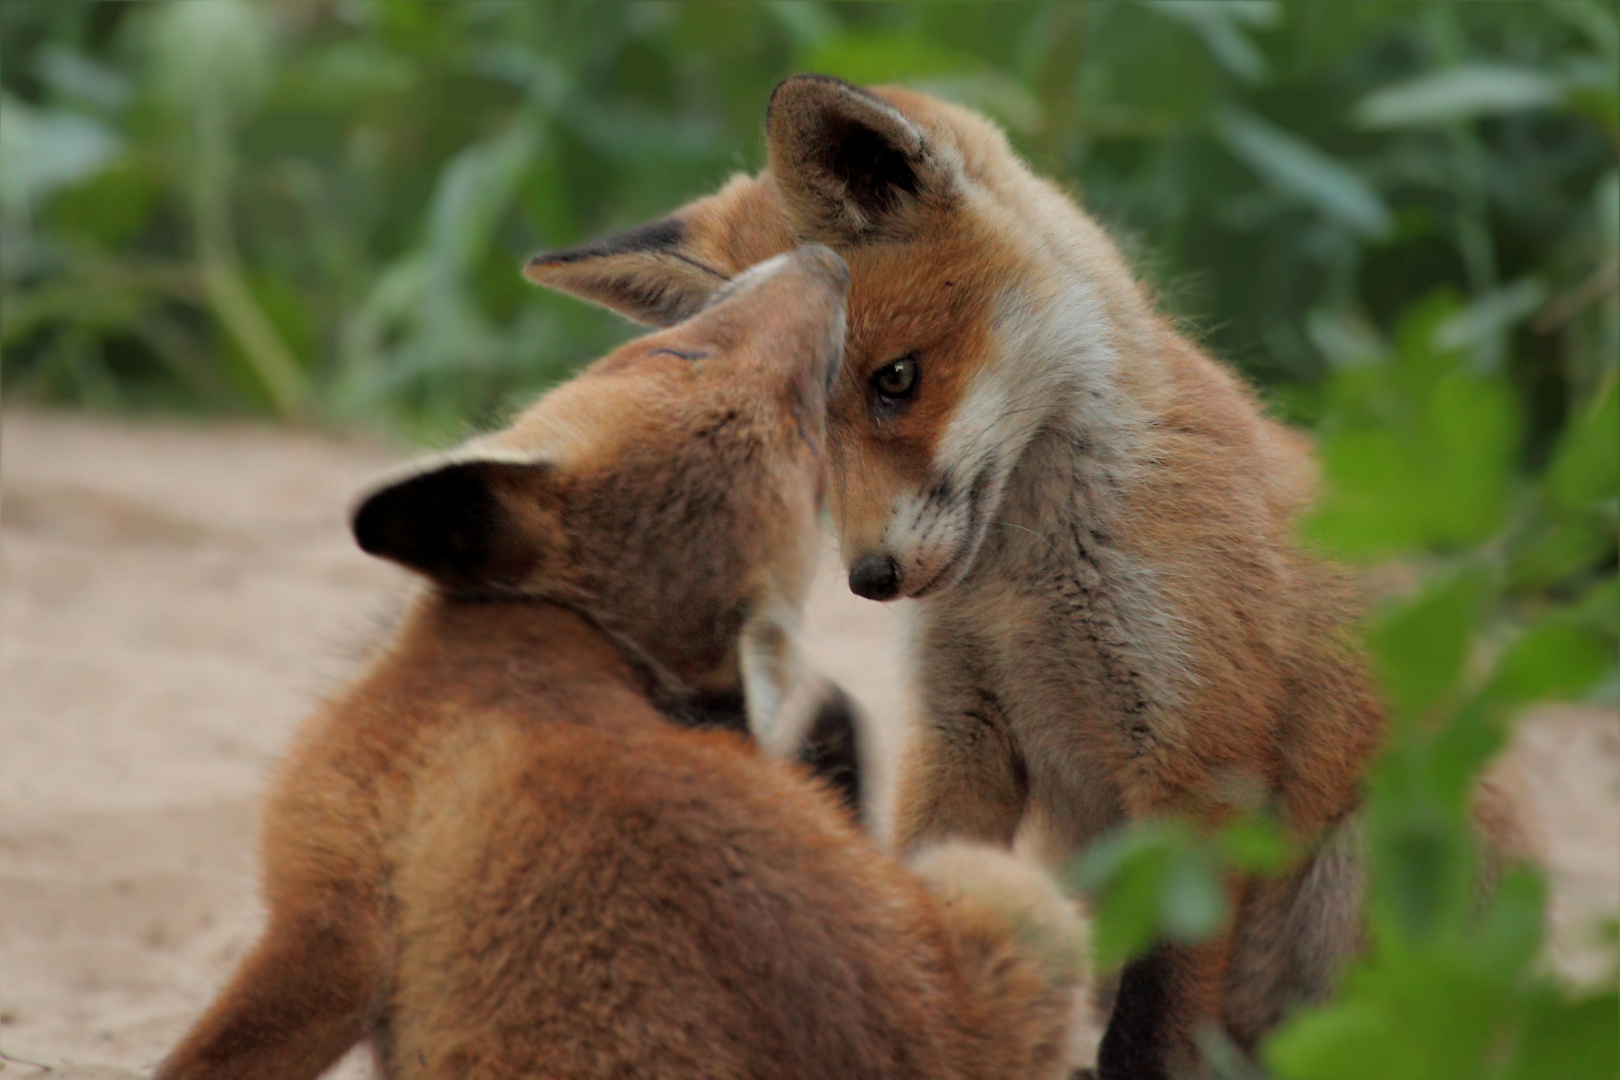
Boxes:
[156,248,1088,1080]
[524,77,1538,1079]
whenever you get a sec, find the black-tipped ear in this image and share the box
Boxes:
[525,217,728,327]
[795,681,866,826]
[767,74,957,243]
[351,460,554,589]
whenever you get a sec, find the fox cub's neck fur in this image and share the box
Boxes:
[361,595,674,727]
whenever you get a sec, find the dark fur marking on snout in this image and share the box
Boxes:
[908,455,998,598]
[650,347,710,361]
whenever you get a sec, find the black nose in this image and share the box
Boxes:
[848,554,902,601]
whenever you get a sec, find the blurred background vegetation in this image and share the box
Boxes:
[3,3,1615,1078]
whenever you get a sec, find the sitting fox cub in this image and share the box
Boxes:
[156,247,1090,1080]
[526,76,1535,1079]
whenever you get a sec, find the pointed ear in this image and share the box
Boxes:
[350,459,559,590]
[766,74,959,244]
[524,217,728,327]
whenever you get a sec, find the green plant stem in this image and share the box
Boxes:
[191,109,306,419]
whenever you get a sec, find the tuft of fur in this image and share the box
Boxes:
[909,841,1097,1076]
[156,247,1087,1080]
[524,76,1542,1079]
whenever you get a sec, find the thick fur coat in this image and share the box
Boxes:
[156,248,1091,1080]
[526,76,1534,1079]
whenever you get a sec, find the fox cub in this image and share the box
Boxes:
[525,76,1537,1079]
[156,247,1090,1080]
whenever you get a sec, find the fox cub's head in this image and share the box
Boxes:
[529,75,1136,602]
[352,246,849,736]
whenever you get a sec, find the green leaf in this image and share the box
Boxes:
[1215,105,1393,239]
[1471,870,1548,979]
[0,94,122,216]
[801,33,987,84]
[1146,1,1281,85]
[1072,833,1176,967]
[1429,695,1512,808]
[426,124,540,278]
[1577,575,1620,637]
[1369,572,1491,725]
[1159,852,1228,943]
[44,159,160,248]
[1307,295,1523,558]
[1431,278,1549,356]
[1264,948,1514,1080]
[1306,306,1387,370]
[1422,371,1521,541]
[1068,819,1234,967]
[37,45,131,111]
[1501,987,1620,1080]
[1548,378,1620,516]
[1380,810,1468,944]
[1353,65,1568,128]
[1508,514,1615,590]
[1217,815,1296,874]
[147,0,278,122]
[1065,814,1294,969]
[1486,612,1617,705]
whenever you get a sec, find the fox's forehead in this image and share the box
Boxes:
[837,224,1021,363]
[468,365,700,469]
[694,181,1029,377]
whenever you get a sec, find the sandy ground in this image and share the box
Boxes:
[1,408,1614,1079]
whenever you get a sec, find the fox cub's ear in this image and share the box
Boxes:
[767,74,959,244]
[524,217,727,328]
[351,459,559,591]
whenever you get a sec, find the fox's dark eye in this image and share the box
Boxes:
[870,354,919,401]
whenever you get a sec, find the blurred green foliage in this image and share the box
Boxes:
[1078,289,1618,1076]
[1260,291,1617,1079]
[2,2,1614,442]
[4,3,1616,1077]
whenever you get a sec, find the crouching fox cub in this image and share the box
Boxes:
[156,246,1090,1080]
[525,76,1538,1079]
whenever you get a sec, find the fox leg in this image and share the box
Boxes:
[1097,930,1235,1080]
[1101,848,1358,1080]
[156,909,382,1080]
[894,684,1030,852]
[894,624,1031,850]
[1223,821,1365,1049]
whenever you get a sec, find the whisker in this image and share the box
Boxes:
[994,519,1060,559]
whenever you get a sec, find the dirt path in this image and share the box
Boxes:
[1,409,1614,1079]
